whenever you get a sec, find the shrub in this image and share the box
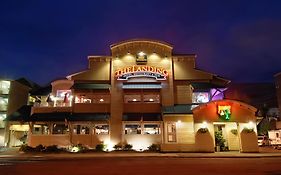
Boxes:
[123,144,133,151]
[95,143,106,152]
[19,144,34,152]
[242,128,254,133]
[44,145,61,153]
[34,144,45,152]
[197,128,208,133]
[113,144,123,151]
[147,144,160,152]
[231,129,238,135]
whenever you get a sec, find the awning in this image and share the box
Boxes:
[5,105,32,122]
[29,112,109,122]
[122,84,162,89]
[72,83,111,90]
[123,113,162,121]
[162,104,193,114]
[30,112,70,121]
[191,82,226,92]
[70,113,109,121]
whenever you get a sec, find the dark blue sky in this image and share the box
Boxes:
[1,0,281,85]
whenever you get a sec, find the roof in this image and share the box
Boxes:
[122,113,162,121]
[191,82,226,91]
[5,105,32,122]
[110,39,173,49]
[15,78,40,89]
[162,104,193,114]
[71,83,111,90]
[30,85,52,96]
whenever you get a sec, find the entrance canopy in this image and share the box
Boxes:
[192,99,257,123]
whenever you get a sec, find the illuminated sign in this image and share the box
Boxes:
[136,51,147,64]
[115,65,168,80]
[218,105,231,120]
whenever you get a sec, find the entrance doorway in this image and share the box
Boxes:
[214,124,228,151]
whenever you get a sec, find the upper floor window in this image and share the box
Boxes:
[192,92,209,103]
[0,81,10,95]
[0,97,8,111]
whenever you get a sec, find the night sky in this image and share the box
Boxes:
[1,0,281,85]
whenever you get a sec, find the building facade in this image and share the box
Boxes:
[25,39,258,152]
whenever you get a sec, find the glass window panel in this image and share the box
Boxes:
[0,97,8,111]
[192,92,210,103]
[144,124,160,134]
[32,124,50,135]
[94,124,109,135]
[124,124,141,134]
[52,124,68,134]
[0,81,10,94]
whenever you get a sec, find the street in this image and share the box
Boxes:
[0,157,281,175]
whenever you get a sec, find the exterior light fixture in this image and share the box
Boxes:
[248,121,255,129]
[133,99,137,102]
[100,99,104,102]
[149,98,154,102]
[138,51,145,56]
[202,121,208,128]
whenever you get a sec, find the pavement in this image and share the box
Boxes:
[1,146,281,160]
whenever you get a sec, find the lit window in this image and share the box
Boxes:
[167,123,176,142]
[192,92,210,103]
[124,124,141,134]
[143,94,160,103]
[32,124,50,135]
[143,124,160,134]
[0,97,8,111]
[73,125,90,135]
[52,124,69,134]
[94,124,109,135]
[124,95,141,103]
[0,81,10,94]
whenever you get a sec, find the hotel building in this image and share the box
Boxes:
[11,39,259,152]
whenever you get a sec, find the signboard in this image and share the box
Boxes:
[218,105,231,120]
[115,65,168,80]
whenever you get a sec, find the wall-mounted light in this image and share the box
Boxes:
[201,121,208,128]
[100,99,104,102]
[149,98,154,102]
[138,51,145,56]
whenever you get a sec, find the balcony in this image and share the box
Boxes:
[32,101,72,114]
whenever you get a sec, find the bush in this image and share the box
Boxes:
[95,143,106,152]
[34,144,45,152]
[44,145,61,153]
[198,128,208,133]
[242,128,254,133]
[113,144,123,151]
[19,144,34,152]
[147,144,160,152]
[123,144,133,151]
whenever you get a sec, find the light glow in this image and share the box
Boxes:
[138,51,145,56]
[201,121,208,128]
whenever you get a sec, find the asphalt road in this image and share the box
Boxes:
[0,157,281,175]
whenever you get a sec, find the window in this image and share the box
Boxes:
[124,124,141,134]
[94,124,109,135]
[124,95,141,103]
[143,124,160,134]
[143,94,160,103]
[192,92,210,103]
[0,81,10,94]
[32,124,50,135]
[0,113,6,128]
[0,97,8,111]
[73,125,90,135]
[167,123,176,142]
[75,95,91,103]
[52,124,69,134]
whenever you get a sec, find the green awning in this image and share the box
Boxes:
[72,83,111,90]
[30,112,70,121]
[162,104,193,114]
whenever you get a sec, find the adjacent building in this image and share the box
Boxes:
[9,39,259,152]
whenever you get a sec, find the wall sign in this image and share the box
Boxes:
[115,65,168,80]
[218,105,231,120]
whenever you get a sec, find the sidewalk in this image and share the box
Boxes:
[1,147,281,160]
